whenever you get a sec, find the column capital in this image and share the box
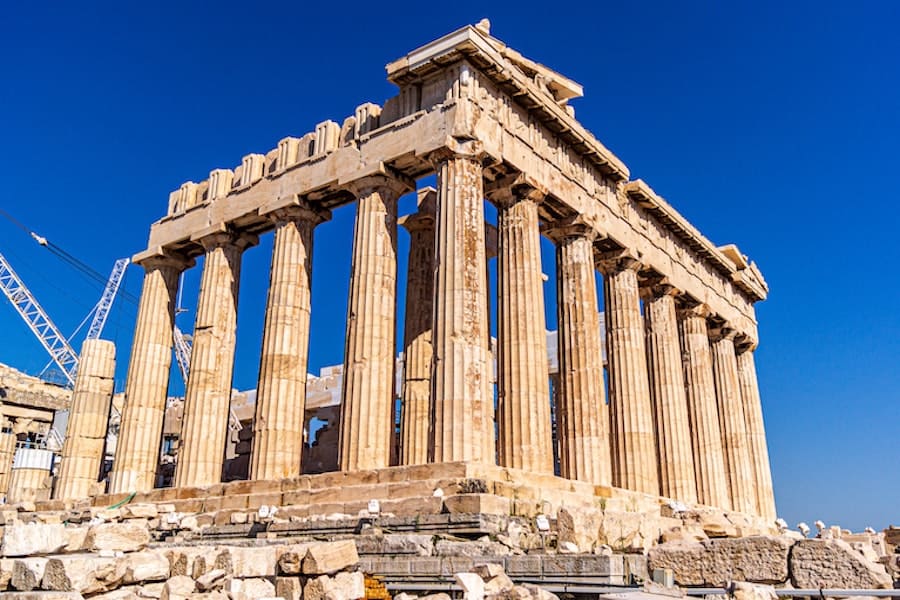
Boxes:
[426,139,487,166]
[485,173,548,208]
[399,188,437,233]
[708,322,738,342]
[191,226,259,252]
[734,334,758,354]
[260,195,331,225]
[639,274,681,302]
[135,249,195,272]
[264,201,331,228]
[676,302,712,321]
[542,215,600,244]
[345,172,414,199]
[596,249,642,275]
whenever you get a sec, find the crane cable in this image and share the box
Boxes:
[0,207,140,306]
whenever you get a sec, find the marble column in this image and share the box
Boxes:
[550,225,612,485]
[643,285,698,503]
[678,305,730,508]
[251,203,329,481]
[110,254,190,493]
[710,325,756,514]
[429,146,494,464]
[493,184,553,474]
[598,254,658,495]
[736,344,777,519]
[338,175,410,471]
[398,188,436,466]
[175,231,256,488]
[0,422,16,497]
[54,339,116,499]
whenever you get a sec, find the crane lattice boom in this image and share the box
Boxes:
[0,251,79,385]
[86,258,130,340]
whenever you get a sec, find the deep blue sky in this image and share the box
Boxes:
[1,2,897,530]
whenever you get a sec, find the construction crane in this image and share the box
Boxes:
[0,251,80,385]
[86,258,130,340]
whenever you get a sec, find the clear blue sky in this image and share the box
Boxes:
[1,2,897,530]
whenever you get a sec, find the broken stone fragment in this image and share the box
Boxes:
[160,575,195,600]
[11,557,49,591]
[229,577,277,599]
[41,554,121,594]
[454,572,485,600]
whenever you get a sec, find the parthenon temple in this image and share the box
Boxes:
[58,22,775,521]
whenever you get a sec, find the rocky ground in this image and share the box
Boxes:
[0,492,895,599]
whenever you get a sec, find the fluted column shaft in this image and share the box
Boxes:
[175,232,254,488]
[430,148,494,464]
[736,347,776,518]
[600,257,659,494]
[553,229,611,485]
[679,308,730,508]
[710,328,756,514]
[495,190,553,473]
[251,205,328,480]
[644,289,697,503]
[0,423,16,497]
[399,189,436,465]
[54,339,116,499]
[110,256,186,493]
[339,177,408,471]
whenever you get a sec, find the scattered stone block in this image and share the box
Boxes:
[88,521,150,553]
[790,539,892,589]
[2,522,69,557]
[302,540,359,575]
[648,536,792,586]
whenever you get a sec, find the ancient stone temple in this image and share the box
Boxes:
[96,22,774,520]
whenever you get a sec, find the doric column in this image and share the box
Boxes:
[736,343,777,519]
[398,188,436,466]
[710,324,756,514]
[110,253,190,493]
[548,223,612,485]
[643,284,698,503]
[0,422,16,497]
[429,145,494,464]
[250,202,330,481]
[678,305,730,508]
[491,182,553,473]
[598,253,658,495]
[338,175,411,471]
[175,230,256,488]
[54,339,116,499]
